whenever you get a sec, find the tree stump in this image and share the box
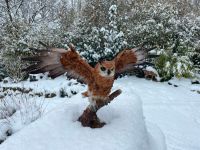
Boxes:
[78,89,122,128]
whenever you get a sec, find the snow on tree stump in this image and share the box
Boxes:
[78,89,122,128]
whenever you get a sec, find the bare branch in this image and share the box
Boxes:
[30,5,46,23]
[15,0,24,15]
[5,0,13,23]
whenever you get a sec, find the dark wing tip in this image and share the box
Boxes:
[140,62,155,66]
[148,54,160,58]
[29,47,38,51]
[39,41,48,47]
[145,47,157,52]
[21,56,42,62]
[135,46,157,53]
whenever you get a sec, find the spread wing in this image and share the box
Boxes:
[22,45,94,84]
[114,46,157,76]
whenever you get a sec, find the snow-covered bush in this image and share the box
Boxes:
[0,94,44,143]
[126,2,199,80]
[2,51,28,83]
[67,5,127,64]
[128,2,200,49]
[0,0,199,81]
[0,20,65,82]
[69,1,199,79]
[0,65,7,82]
[191,49,200,75]
[0,21,30,82]
[0,0,76,81]
[127,3,177,47]
[155,53,194,81]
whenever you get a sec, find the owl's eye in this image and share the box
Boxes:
[100,67,106,71]
[111,68,114,71]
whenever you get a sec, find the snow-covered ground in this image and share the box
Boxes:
[116,77,200,150]
[0,76,200,150]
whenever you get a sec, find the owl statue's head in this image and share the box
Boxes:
[96,60,115,77]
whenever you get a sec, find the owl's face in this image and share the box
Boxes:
[97,61,115,77]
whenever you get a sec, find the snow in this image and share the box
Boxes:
[115,77,200,150]
[1,75,85,97]
[0,78,166,150]
[0,75,200,150]
[0,95,44,142]
[169,77,200,91]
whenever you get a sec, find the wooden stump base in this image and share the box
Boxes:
[78,89,122,128]
[78,107,106,128]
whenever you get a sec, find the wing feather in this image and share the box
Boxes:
[48,67,67,79]
[114,47,156,75]
[22,46,94,84]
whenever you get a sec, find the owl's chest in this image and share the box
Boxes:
[89,75,114,96]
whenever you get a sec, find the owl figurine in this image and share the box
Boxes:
[22,44,154,109]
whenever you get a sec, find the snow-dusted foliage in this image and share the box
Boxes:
[0,65,7,82]
[67,5,127,64]
[126,2,200,80]
[0,94,44,142]
[0,0,199,80]
[192,48,200,74]
[0,0,74,82]
[0,21,64,82]
[155,54,194,81]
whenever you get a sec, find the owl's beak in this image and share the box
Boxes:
[107,70,111,75]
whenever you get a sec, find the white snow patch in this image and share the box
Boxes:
[115,76,200,150]
[1,75,199,150]
[0,86,166,150]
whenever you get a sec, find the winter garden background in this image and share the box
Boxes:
[0,0,200,81]
[0,0,200,150]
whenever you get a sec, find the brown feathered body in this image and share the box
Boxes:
[22,45,151,108]
[60,51,115,104]
[91,62,115,97]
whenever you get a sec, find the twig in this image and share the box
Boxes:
[15,0,24,15]
[5,0,13,23]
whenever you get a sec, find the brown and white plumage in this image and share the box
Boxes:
[22,44,155,108]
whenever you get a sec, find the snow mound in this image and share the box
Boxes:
[0,92,166,150]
